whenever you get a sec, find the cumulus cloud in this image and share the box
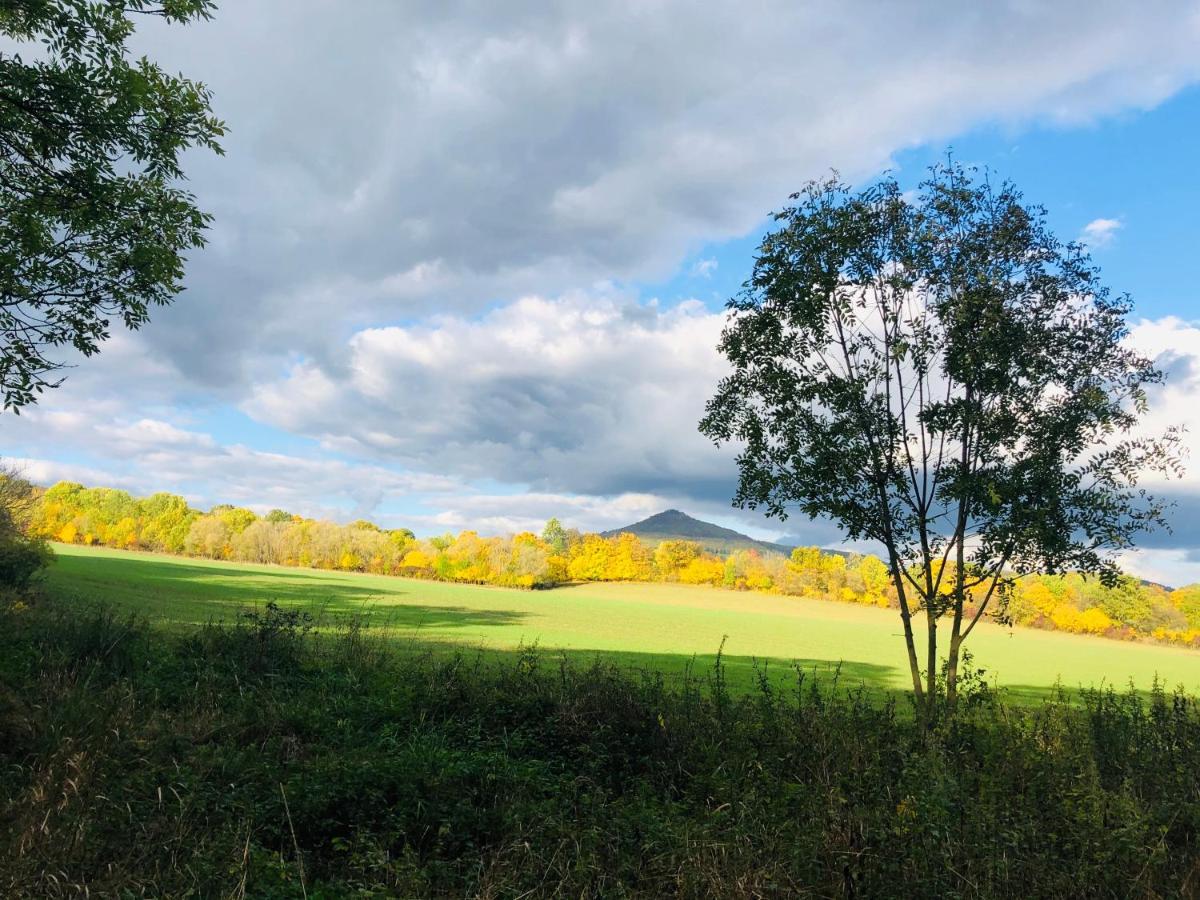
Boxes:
[243,290,733,498]
[105,0,1200,395]
[227,296,1200,564]
[1,408,460,521]
[1080,216,1123,247]
[1128,316,1200,473]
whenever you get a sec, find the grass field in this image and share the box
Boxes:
[44,542,1200,700]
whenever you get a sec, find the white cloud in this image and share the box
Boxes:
[408,490,668,536]
[1128,316,1200,474]
[690,258,719,279]
[1,410,461,522]
[1080,216,1123,247]
[1115,548,1199,589]
[94,0,1200,397]
[6,458,144,494]
[243,290,732,498]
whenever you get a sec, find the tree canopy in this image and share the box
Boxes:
[701,161,1183,716]
[0,0,224,410]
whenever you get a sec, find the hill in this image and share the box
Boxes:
[601,509,796,557]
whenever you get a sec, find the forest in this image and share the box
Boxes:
[26,479,1200,648]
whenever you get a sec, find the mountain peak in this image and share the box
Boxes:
[601,509,794,557]
[637,509,695,525]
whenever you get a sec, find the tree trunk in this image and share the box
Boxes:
[925,608,938,725]
[887,555,927,720]
[946,589,966,716]
[945,630,961,713]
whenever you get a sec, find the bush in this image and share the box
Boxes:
[0,598,1197,898]
[0,464,52,589]
[0,532,51,590]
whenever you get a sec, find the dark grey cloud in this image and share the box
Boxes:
[242,293,733,496]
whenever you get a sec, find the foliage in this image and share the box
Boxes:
[701,160,1183,714]
[540,516,568,553]
[0,464,50,588]
[1173,585,1200,630]
[25,478,1200,649]
[0,0,225,409]
[0,530,50,590]
[0,596,1197,897]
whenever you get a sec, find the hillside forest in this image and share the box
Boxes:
[25,479,1200,649]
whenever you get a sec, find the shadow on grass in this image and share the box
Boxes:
[55,551,364,584]
[46,550,1194,706]
[47,552,533,630]
[995,677,1200,706]
[373,637,907,699]
[370,638,1188,708]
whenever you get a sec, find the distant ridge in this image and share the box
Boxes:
[601,509,796,557]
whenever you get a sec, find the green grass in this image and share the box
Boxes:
[44,542,1200,700]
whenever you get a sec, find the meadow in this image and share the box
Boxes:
[5,560,1198,896]
[44,543,1200,700]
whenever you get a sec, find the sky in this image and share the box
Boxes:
[3,1,1200,584]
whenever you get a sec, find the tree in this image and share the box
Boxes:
[0,461,51,586]
[0,0,224,410]
[231,519,285,565]
[1172,585,1200,630]
[654,539,701,579]
[184,514,228,559]
[139,492,194,552]
[566,533,610,581]
[604,533,654,581]
[700,161,1182,719]
[677,555,724,586]
[212,504,256,534]
[541,517,568,554]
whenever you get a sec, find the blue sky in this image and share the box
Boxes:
[656,84,1200,324]
[4,2,1200,584]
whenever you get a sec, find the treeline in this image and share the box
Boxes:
[27,481,894,597]
[25,480,1200,647]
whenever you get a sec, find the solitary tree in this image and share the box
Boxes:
[541,517,568,554]
[700,162,1182,719]
[0,0,224,410]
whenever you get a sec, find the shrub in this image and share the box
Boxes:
[0,532,51,590]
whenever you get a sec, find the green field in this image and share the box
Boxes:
[44,542,1200,699]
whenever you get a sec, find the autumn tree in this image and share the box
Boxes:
[701,162,1182,719]
[0,461,50,585]
[654,539,701,579]
[1173,585,1200,630]
[139,492,195,552]
[0,0,224,409]
[185,514,228,559]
